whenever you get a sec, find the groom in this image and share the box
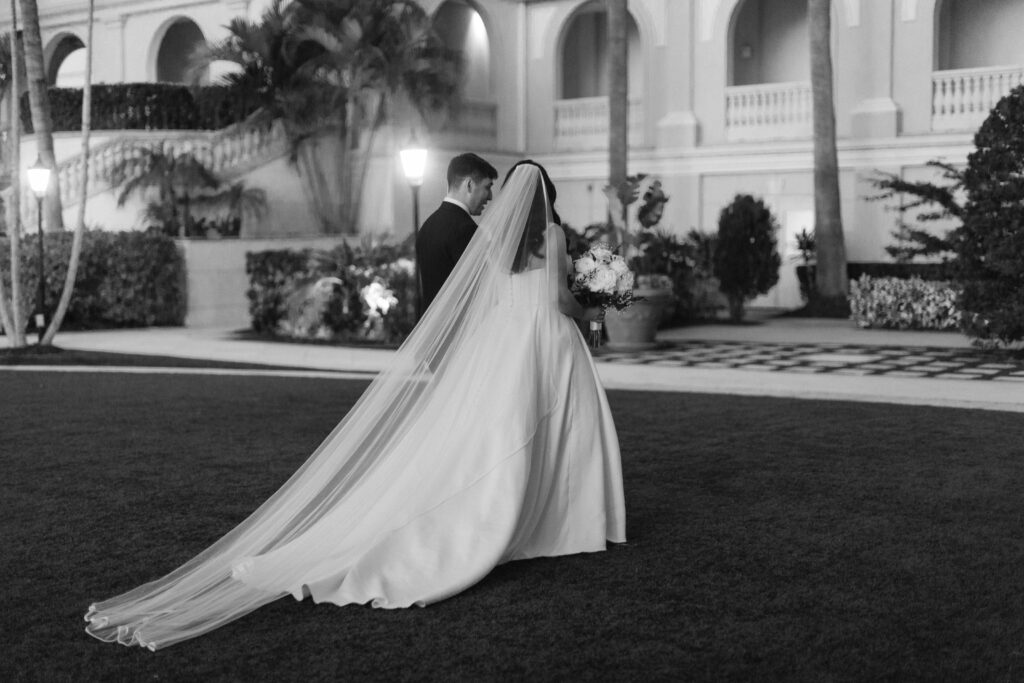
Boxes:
[415,152,498,311]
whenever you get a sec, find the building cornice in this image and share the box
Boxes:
[533,133,975,179]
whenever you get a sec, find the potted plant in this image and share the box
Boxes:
[601,175,676,350]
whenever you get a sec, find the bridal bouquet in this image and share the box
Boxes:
[571,243,638,349]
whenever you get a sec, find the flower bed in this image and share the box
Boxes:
[246,240,417,344]
[848,274,960,331]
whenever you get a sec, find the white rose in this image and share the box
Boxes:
[590,244,613,262]
[574,256,597,274]
[592,268,618,293]
[395,258,415,276]
[615,271,635,295]
[362,281,398,315]
[609,257,629,274]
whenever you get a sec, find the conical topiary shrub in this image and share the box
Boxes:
[956,84,1024,345]
[713,194,781,321]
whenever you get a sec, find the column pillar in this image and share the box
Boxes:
[656,0,699,147]
[849,0,901,138]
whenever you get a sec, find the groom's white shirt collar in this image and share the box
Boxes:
[443,197,471,215]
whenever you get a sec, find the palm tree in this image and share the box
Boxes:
[18,0,63,231]
[289,0,461,231]
[0,7,26,347]
[107,145,221,237]
[191,0,340,232]
[0,32,16,342]
[191,0,316,133]
[41,0,93,345]
[607,0,629,247]
[193,0,460,233]
[809,0,848,307]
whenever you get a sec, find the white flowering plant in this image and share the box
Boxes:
[259,239,419,345]
[849,274,961,331]
[571,242,640,348]
[361,278,398,316]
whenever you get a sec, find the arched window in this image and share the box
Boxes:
[46,34,86,87]
[730,0,808,86]
[156,19,207,84]
[559,1,640,99]
[935,0,1024,70]
[433,0,491,101]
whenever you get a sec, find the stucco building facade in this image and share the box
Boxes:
[2,0,1022,314]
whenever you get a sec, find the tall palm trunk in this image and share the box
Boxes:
[42,0,93,345]
[349,92,386,235]
[809,0,847,301]
[295,132,345,233]
[607,0,629,247]
[0,30,16,343]
[19,0,63,232]
[2,0,26,347]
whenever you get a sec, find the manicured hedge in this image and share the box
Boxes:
[848,274,960,331]
[0,230,186,331]
[21,84,260,133]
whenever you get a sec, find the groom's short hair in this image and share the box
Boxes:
[447,153,498,188]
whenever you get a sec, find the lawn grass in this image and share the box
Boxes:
[0,345,309,371]
[2,370,1023,681]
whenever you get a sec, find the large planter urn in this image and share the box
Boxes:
[603,285,674,351]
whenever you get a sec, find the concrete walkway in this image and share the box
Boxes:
[13,316,1024,413]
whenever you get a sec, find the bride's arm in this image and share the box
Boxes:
[547,225,599,321]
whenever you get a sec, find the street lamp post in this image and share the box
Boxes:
[400,132,427,319]
[27,156,52,344]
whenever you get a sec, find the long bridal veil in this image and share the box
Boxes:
[85,164,562,650]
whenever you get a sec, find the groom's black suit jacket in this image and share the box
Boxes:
[415,201,477,311]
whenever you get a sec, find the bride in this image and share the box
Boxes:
[85,162,627,650]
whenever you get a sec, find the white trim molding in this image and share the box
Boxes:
[901,0,918,22]
[840,0,861,27]
[702,0,860,42]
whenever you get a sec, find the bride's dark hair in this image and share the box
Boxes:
[506,160,561,272]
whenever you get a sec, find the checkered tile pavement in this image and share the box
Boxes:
[596,341,1024,382]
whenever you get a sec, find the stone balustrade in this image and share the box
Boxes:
[52,119,286,209]
[554,96,644,151]
[725,81,812,141]
[932,65,1024,132]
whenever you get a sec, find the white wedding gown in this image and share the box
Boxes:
[85,166,625,650]
[233,267,626,608]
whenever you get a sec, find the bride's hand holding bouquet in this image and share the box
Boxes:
[571,243,639,349]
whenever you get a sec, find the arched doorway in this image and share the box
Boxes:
[932,0,1024,130]
[725,0,811,140]
[433,0,491,101]
[46,33,86,87]
[432,1,497,143]
[156,18,207,84]
[559,1,640,100]
[555,1,642,150]
[935,0,1023,70]
[730,0,808,86]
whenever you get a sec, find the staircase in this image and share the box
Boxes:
[48,118,289,210]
